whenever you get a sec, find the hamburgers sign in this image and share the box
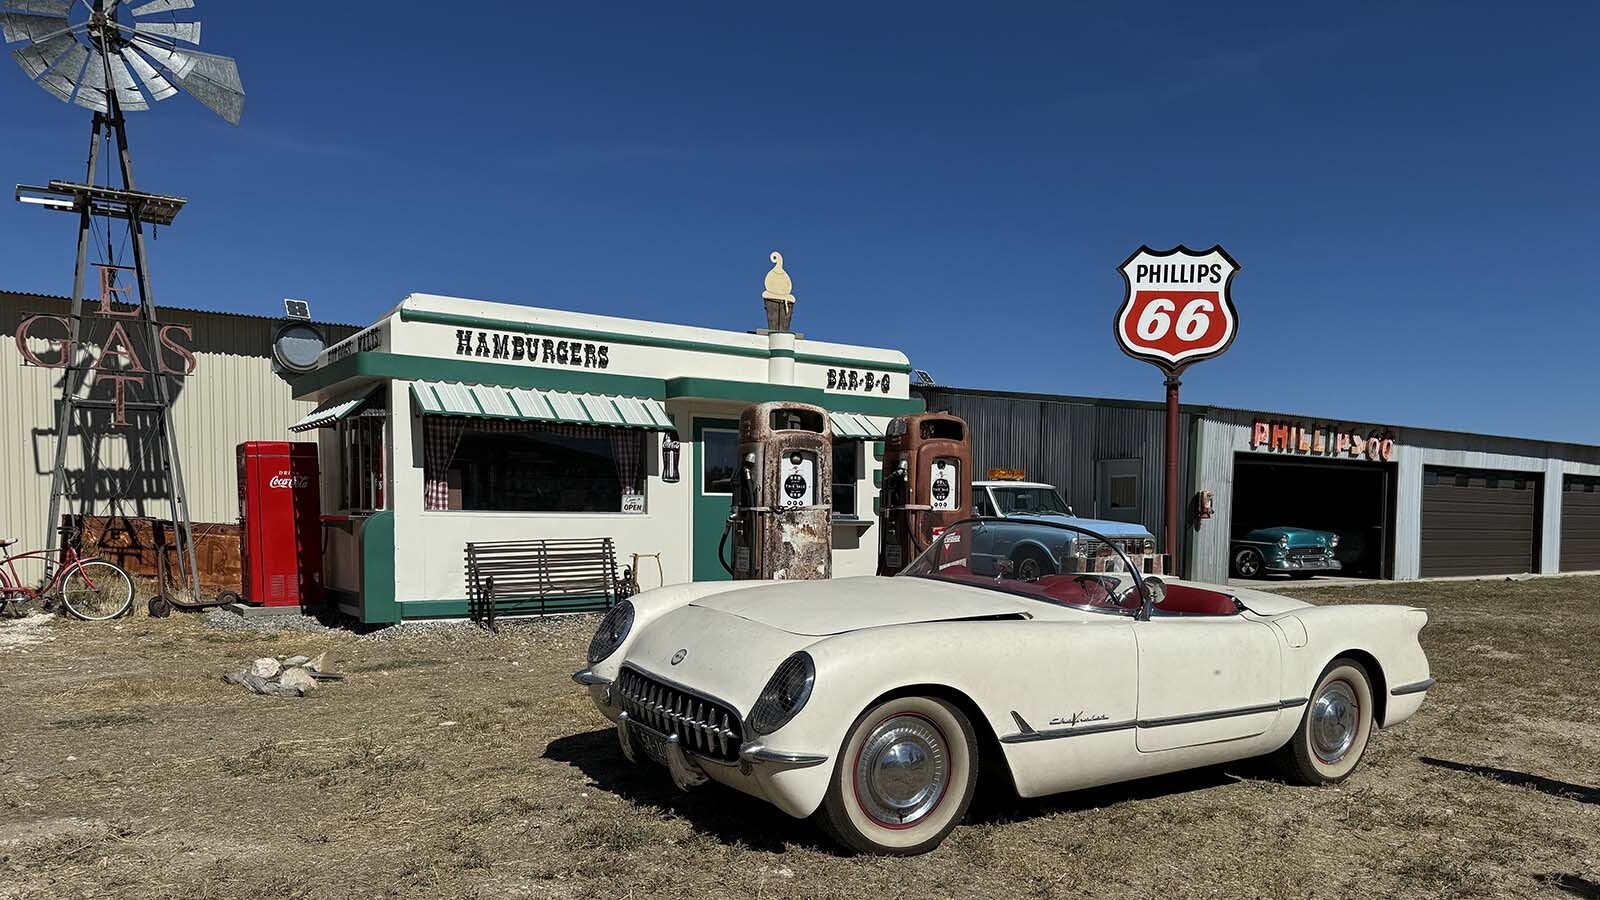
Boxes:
[1114,245,1239,373]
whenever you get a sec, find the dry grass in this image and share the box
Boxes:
[1,577,1598,899]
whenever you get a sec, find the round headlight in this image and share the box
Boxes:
[748,652,816,736]
[1278,535,1290,548]
[586,600,635,664]
[1329,535,1340,548]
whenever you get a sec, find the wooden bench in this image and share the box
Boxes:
[464,537,623,630]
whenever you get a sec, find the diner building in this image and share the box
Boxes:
[289,289,922,624]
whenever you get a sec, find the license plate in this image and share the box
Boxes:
[634,725,670,766]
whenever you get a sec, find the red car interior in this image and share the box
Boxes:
[926,566,1238,616]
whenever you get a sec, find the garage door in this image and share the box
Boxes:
[1420,468,1539,577]
[1561,476,1600,572]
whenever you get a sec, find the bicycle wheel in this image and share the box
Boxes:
[60,561,134,621]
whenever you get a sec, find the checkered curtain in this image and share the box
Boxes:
[422,415,646,509]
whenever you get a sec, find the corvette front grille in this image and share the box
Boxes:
[617,666,743,762]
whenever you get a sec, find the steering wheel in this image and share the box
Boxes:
[1071,574,1117,606]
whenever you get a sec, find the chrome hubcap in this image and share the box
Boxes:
[1236,551,1259,576]
[856,715,948,826]
[1310,681,1359,764]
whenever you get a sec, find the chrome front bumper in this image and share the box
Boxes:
[573,667,829,785]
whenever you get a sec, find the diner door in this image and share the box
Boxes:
[692,418,740,581]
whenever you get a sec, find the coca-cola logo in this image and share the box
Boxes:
[269,473,310,489]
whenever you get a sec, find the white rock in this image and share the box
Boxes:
[278,667,317,696]
[249,657,282,679]
[282,655,311,668]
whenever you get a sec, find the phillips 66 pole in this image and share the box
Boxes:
[1113,245,1240,575]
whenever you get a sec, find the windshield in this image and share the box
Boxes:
[898,519,1142,613]
[990,486,1072,516]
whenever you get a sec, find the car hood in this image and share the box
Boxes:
[1246,527,1333,548]
[1007,512,1153,539]
[690,575,1034,636]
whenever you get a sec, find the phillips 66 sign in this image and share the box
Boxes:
[1114,245,1240,374]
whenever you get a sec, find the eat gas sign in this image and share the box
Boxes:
[1113,245,1240,374]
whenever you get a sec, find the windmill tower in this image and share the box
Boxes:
[4,0,245,603]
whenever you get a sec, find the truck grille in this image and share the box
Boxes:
[617,666,743,762]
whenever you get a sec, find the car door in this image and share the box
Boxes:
[1132,616,1283,753]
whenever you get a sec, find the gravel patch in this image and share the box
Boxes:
[355,612,600,642]
[201,608,339,634]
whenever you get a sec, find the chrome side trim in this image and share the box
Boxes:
[999,698,1307,744]
[1391,677,1436,696]
[1000,718,1135,744]
[1137,699,1301,729]
[571,668,612,686]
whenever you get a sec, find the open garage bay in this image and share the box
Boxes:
[2,579,1597,900]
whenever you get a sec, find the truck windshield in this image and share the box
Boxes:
[991,486,1071,516]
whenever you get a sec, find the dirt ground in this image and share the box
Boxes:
[2,577,1597,900]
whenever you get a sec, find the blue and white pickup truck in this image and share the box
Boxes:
[969,479,1163,577]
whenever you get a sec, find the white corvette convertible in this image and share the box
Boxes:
[573,519,1433,855]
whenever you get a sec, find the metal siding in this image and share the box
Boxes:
[914,387,1192,564]
[0,292,356,582]
[1197,406,1600,580]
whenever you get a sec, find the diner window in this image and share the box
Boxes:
[833,442,859,518]
[340,416,385,512]
[423,418,646,512]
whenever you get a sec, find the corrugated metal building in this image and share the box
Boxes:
[914,385,1197,561]
[916,383,1600,583]
[0,290,356,581]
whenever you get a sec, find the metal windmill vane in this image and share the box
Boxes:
[4,0,245,608]
[4,0,243,123]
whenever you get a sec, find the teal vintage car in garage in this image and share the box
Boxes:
[1231,527,1341,579]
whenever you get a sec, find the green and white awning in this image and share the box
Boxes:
[410,380,674,430]
[830,411,890,440]
[289,390,380,433]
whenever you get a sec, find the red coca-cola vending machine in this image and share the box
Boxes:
[237,441,324,607]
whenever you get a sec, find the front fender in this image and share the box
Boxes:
[757,617,1138,815]
[583,580,764,683]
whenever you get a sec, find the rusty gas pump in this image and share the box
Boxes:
[719,401,833,580]
[878,412,972,575]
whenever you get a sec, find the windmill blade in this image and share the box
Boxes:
[119,44,175,99]
[34,34,83,100]
[106,48,147,109]
[171,48,240,124]
[129,33,240,123]
[71,44,107,111]
[10,28,74,78]
[1,0,72,16]
[129,0,193,15]
[129,32,193,76]
[1,11,70,43]
[132,19,199,44]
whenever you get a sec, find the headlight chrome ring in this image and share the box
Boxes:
[748,652,816,736]
[586,600,635,664]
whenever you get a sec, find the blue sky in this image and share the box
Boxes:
[2,2,1596,443]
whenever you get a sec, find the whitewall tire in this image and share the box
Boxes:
[815,695,979,855]
[1274,659,1375,785]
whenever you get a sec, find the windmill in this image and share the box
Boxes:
[5,0,245,606]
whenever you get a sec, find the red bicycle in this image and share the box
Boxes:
[0,528,134,621]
